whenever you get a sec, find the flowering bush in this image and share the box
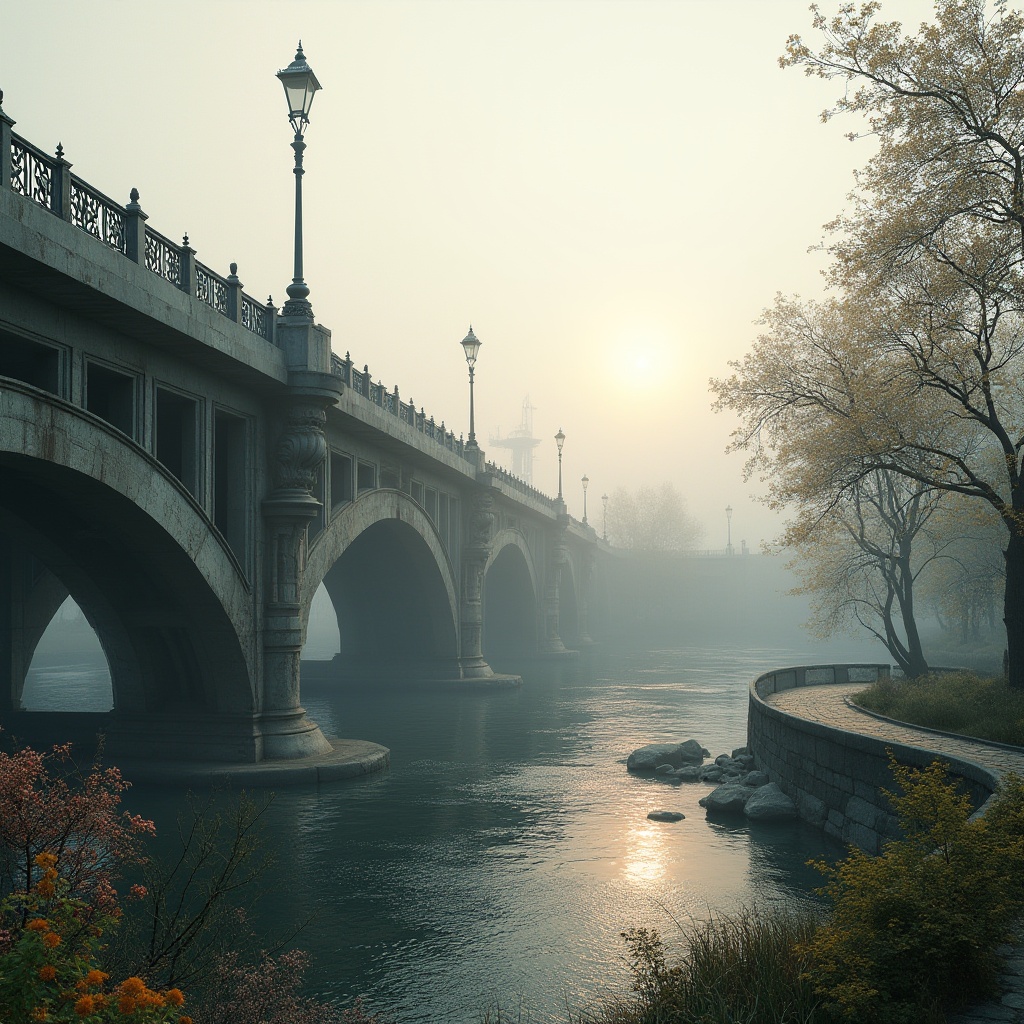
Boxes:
[0,741,154,918]
[0,853,189,1023]
[194,947,389,1024]
[0,741,386,1024]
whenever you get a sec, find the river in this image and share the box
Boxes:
[23,633,868,1023]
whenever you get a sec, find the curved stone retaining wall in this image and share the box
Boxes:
[747,664,998,854]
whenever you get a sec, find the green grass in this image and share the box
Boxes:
[580,911,823,1024]
[853,671,1024,746]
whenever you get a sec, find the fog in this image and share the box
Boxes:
[3,0,940,546]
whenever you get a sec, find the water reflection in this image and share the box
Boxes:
[25,640,865,1023]
[623,822,672,884]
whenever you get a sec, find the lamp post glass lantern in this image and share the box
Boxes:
[461,326,481,449]
[277,42,322,317]
[555,429,566,501]
[602,493,608,541]
[581,474,589,524]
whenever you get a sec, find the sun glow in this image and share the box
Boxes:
[610,327,681,388]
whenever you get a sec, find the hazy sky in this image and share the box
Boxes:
[2,0,940,547]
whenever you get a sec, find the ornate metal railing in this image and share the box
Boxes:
[69,178,125,251]
[3,106,562,484]
[332,351,470,461]
[4,119,275,345]
[484,461,554,505]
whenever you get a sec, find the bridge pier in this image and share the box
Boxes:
[540,512,571,655]
[460,489,497,678]
[259,321,345,757]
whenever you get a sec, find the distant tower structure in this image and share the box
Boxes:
[490,397,542,484]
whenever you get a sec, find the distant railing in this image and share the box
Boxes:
[3,118,276,345]
[331,351,469,461]
[484,461,555,506]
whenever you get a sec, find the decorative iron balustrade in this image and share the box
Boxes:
[195,264,228,315]
[145,228,182,284]
[10,136,53,209]
[3,112,506,469]
[485,462,554,506]
[4,123,274,344]
[331,351,469,462]
[69,179,125,252]
[240,294,269,337]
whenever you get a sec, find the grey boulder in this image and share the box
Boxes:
[627,739,705,773]
[699,782,753,814]
[742,771,771,788]
[743,783,798,822]
[647,810,685,822]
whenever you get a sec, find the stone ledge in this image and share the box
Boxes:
[114,738,390,788]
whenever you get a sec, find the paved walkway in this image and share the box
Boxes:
[764,682,1024,1023]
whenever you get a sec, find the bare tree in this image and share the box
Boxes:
[606,484,704,552]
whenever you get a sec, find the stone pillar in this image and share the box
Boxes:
[540,511,570,654]
[0,92,14,192]
[459,488,495,678]
[258,314,342,759]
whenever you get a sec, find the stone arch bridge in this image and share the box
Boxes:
[0,99,604,765]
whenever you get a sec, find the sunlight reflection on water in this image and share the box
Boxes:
[21,639,870,1023]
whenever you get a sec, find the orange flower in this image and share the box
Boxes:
[120,977,146,996]
[42,932,61,948]
[74,995,95,1017]
[34,852,57,869]
[36,878,56,898]
[165,989,185,1007]
[31,1008,48,1021]
[118,995,137,1015]
[82,969,109,988]
[26,918,49,932]
[38,965,57,982]
[179,1017,194,1024]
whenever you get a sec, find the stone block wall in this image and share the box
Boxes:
[747,666,998,854]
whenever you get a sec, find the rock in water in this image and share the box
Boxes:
[699,782,753,814]
[627,739,705,773]
[647,810,685,822]
[743,783,798,822]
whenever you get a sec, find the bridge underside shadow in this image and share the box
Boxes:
[0,450,258,762]
[321,518,459,682]
[483,544,537,660]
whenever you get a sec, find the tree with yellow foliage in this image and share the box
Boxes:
[714,0,1024,685]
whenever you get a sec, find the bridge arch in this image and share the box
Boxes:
[0,388,256,715]
[302,489,459,674]
[558,554,580,647]
[483,529,539,657]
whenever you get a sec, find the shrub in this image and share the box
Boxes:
[802,759,1024,1023]
[0,852,189,1024]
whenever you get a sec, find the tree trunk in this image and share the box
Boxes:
[1005,530,1024,689]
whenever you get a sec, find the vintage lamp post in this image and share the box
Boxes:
[555,428,566,502]
[581,474,589,524]
[602,493,608,541]
[461,326,481,449]
[726,504,734,555]
[277,43,322,318]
